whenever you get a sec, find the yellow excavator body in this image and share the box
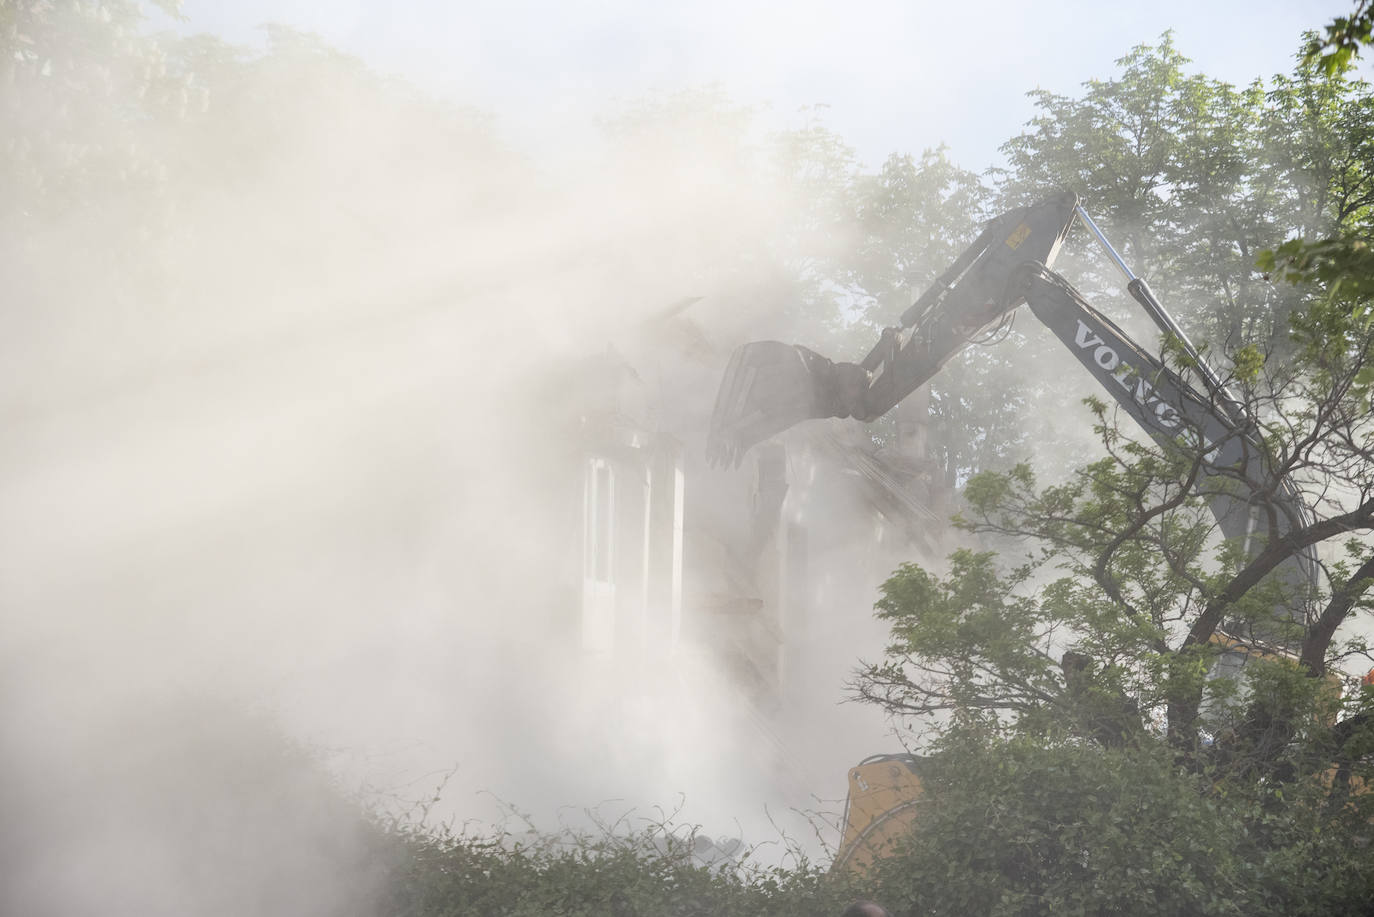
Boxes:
[832,754,925,875]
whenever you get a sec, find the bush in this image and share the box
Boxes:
[862,729,1374,917]
[380,816,863,917]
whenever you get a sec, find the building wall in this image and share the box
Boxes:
[578,429,684,660]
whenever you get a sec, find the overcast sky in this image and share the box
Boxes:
[157,1,1358,169]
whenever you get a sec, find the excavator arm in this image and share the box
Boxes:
[708,192,1316,623]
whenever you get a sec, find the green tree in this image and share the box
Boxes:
[2,0,190,288]
[997,34,1201,282]
[1309,0,1374,76]
[851,284,1374,911]
[993,31,1374,354]
[859,291,1374,737]
[1259,25,1374,337]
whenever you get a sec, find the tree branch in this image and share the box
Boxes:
[1300,553,1374,676]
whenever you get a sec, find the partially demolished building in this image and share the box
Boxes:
[549,299,947,718]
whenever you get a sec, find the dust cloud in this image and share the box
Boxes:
[0,21,928,916]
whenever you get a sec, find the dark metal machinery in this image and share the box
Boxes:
[707,191,1316,636]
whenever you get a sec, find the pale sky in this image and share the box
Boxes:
[155,1,1361,170]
